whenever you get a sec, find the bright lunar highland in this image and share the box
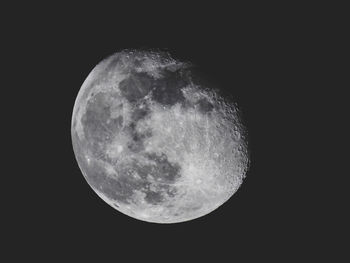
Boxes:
[71,50,249,223]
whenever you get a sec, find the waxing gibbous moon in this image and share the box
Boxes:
[71,49,249,223]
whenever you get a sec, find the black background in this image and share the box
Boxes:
[5,3,336,261]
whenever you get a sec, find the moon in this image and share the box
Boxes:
[71,49,249,223]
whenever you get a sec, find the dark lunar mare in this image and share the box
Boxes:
[119,69,190,107]
[131,103,150,122]
[119,72,153,103]
[119,66,215,114]
[126,103,152,153]
[151,69,188,106]
[126,126,152,153]
[143,153,182,183]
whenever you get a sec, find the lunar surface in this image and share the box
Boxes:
[71,50,249,223]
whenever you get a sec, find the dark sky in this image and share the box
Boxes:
[5,3,332,261]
